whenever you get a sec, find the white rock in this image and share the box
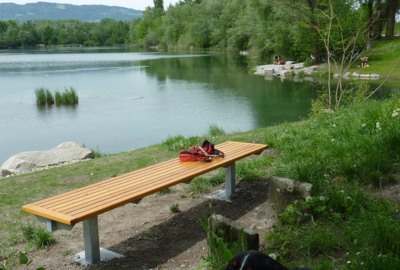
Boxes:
[1,142,93,176]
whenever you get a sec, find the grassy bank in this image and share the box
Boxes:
[350,38,400,80]
[1,95,399,269]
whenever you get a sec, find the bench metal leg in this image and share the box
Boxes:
[225,163,236,198]
[83,216,101,264]
[207,162,236,202]
[74,216,124,266]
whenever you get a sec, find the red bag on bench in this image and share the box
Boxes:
[179,140,225,162]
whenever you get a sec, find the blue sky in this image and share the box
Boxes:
[0,1,180,10]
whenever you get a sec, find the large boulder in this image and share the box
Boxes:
[1,142,93,177]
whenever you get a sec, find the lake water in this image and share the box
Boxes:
[0,48,318,164]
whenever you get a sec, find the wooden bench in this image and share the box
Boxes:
[22,141,268,265]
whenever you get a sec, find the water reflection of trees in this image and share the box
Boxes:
[141,55,319,128]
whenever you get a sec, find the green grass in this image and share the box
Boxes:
[347,37,400,81]
[21,224,55,248]
[207,124,226,137]
[170,203,180,213]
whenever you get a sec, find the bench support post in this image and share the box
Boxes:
[207,162,236,202]
[83,216,101,264]
[74,216,124,266]
[225,163,236,198]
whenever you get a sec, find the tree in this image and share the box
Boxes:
[385,0,400,39]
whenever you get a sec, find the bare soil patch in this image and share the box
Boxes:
[25,179,270,270]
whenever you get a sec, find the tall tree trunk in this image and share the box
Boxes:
[367,1,374,39]
[385,0,398,39]
[373,0,384,40]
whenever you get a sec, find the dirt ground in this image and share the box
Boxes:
[25,179,271,270]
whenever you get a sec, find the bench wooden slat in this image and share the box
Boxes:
[35,142,256,211]
[22,141,267,225]
[36,141,253,208]
[46,142,262,213]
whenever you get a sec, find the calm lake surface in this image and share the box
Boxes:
[0,48,319,164]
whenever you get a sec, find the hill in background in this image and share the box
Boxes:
[0,2,142,21]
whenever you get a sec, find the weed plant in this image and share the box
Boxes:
[35,87,78,106]
[17,252,45,270]
[54,90,62,105]
[200,218,247,270]
[63,87,79,105]
[207,124,226,137]
[55,87,79,105]
[170,203,180,213]
[21,224,55,249]
[34,87,48,106]
[163,135,200,151]
[45,89,54,105]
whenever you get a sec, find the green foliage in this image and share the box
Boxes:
[169,202,180,213]
[44,89,54,105]
[16,252,46,270]
[265,96,400,269]
[200,218,247,270]
[187,172,225,195]
[163,135,199,151]
[273,97,400,189]
[236,157,271,180]
[207,124,226,137]
[158,187,173,195]
[35,87,78,106]
[89,146,104,158]
[21,225,55,249]
[0,19,130,49]
[56,87,79,105]
[34,87,49,106]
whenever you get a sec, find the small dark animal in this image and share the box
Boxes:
[225,251,313,270]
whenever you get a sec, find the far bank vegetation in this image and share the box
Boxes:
[35,87,79,106]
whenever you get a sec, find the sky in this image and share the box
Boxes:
[0,0,180,11]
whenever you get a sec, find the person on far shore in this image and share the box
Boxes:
[274,55,285,65]
[360,56,368,68]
